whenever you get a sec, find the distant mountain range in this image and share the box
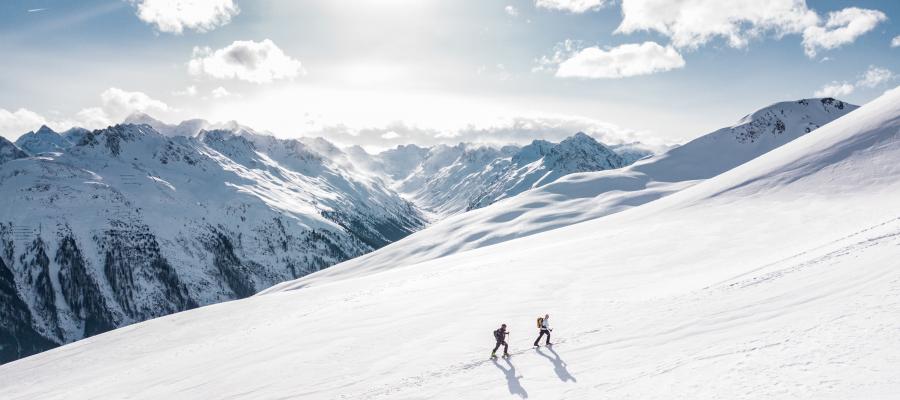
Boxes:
[349,131,651,216]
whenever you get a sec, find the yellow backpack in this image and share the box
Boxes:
[536,317,543,328]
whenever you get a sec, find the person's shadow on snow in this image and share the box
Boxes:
[492,358,528,398]
[536,346,577,383]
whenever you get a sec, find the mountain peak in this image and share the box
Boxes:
[123,111,162,125]
[77,123,161,156]
[558,131,602,147]
[571,131,591,140]
[545,132,624,171]
[35,124,57,135]
[14,124,71,155]
[729,97,859,144]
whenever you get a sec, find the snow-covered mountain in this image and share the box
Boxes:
[466,132,626,210]
[0,123,425,363]
[1,89,897,399]
[0,137,28,164]
[272,97,858,285]
[369,132,632,216]
[13,125,72,155]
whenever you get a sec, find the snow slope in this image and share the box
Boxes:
[270,97,857,287]
[1,90,897,399]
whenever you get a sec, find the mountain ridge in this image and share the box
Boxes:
[0,122,426,363]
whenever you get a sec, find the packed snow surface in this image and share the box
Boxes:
[1,90,897,399]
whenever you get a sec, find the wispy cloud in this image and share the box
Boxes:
[814,65,895,97]
[1,2,125,45]
[27,8,48,13]
[535,0,609,13]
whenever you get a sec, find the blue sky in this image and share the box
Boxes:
[1,0,898,149]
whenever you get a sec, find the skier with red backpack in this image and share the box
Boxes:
[533,314,552,347]
[491,323,510,358]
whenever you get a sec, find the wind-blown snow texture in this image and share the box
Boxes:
[0,123,426,363]
[268,97,857,288]
[1,89,896,399]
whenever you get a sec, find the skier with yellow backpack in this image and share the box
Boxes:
[533,313,552,347]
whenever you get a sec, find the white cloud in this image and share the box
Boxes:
[891,35,900,48]
[813,65,894,98]
[74,107,111,128]
[211,86,232,98]
[312,113,665,151]
[504,5,519,17]
[0,108,47,139]
[72,88,170,128]
[131,0,239,34]
[857,66,893,88]
[551,41,685,79]
[380,131,401,140]
[615,0,884,58]
[814,82,855,98]
[802,7,886,57]
[189,39,305,84]
[535,0,608,13]
[616,0,818,49]
[173,85,198,97]
[99,87,169,121]
[1,88,172,139]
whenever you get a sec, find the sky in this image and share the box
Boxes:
[0,0,898,150]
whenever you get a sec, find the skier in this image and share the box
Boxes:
[533,313,552,347]
[492,323,510,358]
